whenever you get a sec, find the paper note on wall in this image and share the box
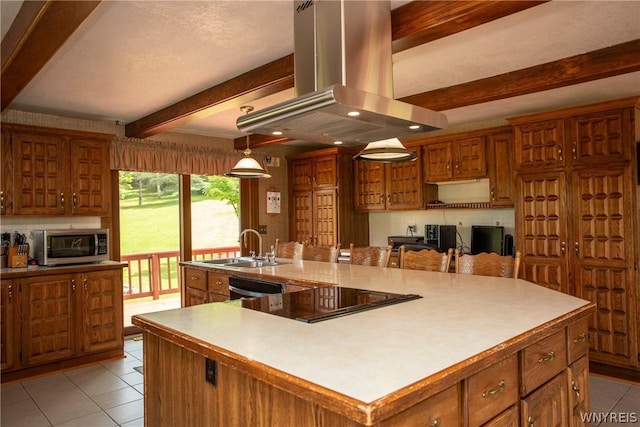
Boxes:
[267,191,281,214]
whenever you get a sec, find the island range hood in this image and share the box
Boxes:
[236,0,447,148]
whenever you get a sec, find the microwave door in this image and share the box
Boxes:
[49,235,94,258]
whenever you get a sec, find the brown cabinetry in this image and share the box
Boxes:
[487,130,515,206]
[1,124,113,216]
[511,98,639,371]
[354,146,422,211]
[422,136,486,182]
[289,148,368,247]
[521,371,568,427]
[183,267,230,307]
[1,264,124,382]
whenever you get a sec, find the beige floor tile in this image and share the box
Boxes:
[119,371,144,386]
[91,386,143,410]
[1,382,30,406]
[0,398,45,424]
[0,409,51,427]
[101,356,141,376]
[121,416,145,427]
[21,373,77,399]
[53,410,118,427]
[104,398,144,425]
[66,366,130,397]
[32,387,101,425]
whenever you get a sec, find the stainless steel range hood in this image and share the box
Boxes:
[236,0,447,147]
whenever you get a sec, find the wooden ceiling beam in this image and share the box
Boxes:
[400,39,640,111]
[1,1,101,111]
[129,1,547,141]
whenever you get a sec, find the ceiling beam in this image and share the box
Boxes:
[400,39,640,111]
[128,1,547,141]
[1,1,101,111]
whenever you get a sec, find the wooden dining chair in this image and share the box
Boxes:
[302,243,341,263]
[349,244,392,267]
[399,246,453,273]
[274,239,304,260]
[454,249,522,278]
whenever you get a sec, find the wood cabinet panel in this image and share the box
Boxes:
[569,108,630,166]
[185,287,208,307]
[313,189,338,246]
[208,271,230,296]
[514,119,565,171]
[567,316,590,364]
[184,267,207,291]
[354,161,385,211]
[467,354,518,427]
[81,269,123,353]
[384,384,459,426]
[521,330,566,396]
[69,137,111,216]
[291,158,314,191]
[1,280,18,371]
[423,141,452,181]
[21,274,75,366]
[454,136,487,179]
[521,371,568,427]
[291,190,313,244]
[483,406,518,427]
[488,131,515,206]
[568,356,590,427]
[1,129,13,215]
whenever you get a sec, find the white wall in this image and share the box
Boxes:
[368,179,515,251]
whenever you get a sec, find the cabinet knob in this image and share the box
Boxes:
[60,192,65,207]
[561,241,566,255]
[215,281,223,286]
[83,278,88,291]
[571,380,581,400]
[490,188,495,201]
[572,142,577,159]
[191,276,200,281]
[557,143,563,160]
[71,279,76,292]
[429,417,441,427]
[7,284,13,301]
[0,190,4,210]
[528,416,535,427]
[72,193,77,209]
[574,241,579,255]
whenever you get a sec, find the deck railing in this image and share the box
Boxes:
[121,246,241,300]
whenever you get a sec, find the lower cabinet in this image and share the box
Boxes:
[1,265,124,381]
[521,371,569,427]
[183,267,230,306]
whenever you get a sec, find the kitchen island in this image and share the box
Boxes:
[133,260,594,426]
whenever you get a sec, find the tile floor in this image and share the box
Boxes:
[1,337,639,426]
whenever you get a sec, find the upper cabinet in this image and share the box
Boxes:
[569,108,631,166]
[290,154,337,191]
[513,119,565,171]
[1,124,113,216]
[422,136,486,182]
[354,146,422,211]
[487,129,515,207]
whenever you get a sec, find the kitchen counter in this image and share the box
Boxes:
[134,260,594,426]
[0,260,126,278]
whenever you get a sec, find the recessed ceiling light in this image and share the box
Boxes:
[271,131,283,136]
[334,140,343,145]
[347,111,360,117]
[409,125,421,130]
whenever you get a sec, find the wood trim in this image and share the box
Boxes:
[401,40,640,111]
[125,2,548,140]
[1,1,101,110]
[239,179,260,256]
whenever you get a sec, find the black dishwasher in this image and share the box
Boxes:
[228,275,285,300]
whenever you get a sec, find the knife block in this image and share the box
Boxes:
[8,245,28,268]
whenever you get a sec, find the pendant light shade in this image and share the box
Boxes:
[226,106,271,179]
[353,138,417,163]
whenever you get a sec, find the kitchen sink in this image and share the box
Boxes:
[197,257,288,268]
[199,257,253,265]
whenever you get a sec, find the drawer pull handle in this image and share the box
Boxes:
[571,380,581,400]
[216,281,223,286]
[573,332,588,343]
[538,351,556,364]
[528,416,535,427]
[482,379,505,398]
[191,276,200,280]
[429,417,441,427]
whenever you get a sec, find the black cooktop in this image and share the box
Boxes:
[241,287,422,323]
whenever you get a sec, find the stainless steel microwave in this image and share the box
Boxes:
[32,229,109,266]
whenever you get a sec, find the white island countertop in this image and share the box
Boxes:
[133,260,592,408]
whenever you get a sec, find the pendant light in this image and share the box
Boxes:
[353,138,417,163]
[226,106,272,179]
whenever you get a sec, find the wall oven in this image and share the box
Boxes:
[32,229,110,266]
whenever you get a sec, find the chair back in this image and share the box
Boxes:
[400,246,453,272]
[349,244,392,267]
[274,239,304,260]
[455,249,522,278]
[302,243,341,263]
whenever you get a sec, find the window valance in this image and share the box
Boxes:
[110,136,244,175]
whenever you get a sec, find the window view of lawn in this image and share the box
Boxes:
[119,172,240,314]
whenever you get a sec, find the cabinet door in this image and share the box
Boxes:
[387,147,422,210]
[488,132,515,207]
[22,274,75,366]
[354,160,386,210]
[291,158,313,191]
[572,167,638,368]
[423,141,452,182]
[453,136,486,179]
[515,119,565,171]
[313,189,338,246]
[70,137,110,215]
[1,129,13,215]
[291,191,314,243]
[516,172,569,294]
[1,280,18,371]
[569,108,630,166]
[12,130,67,215]
[521,371,568,427]
[185,287,208,307]
[568,356,590,427]
[312,155,337,188]
[81,269,123,353]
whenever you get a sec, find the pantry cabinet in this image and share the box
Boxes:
[510,97,639,372]
[354,146,422,211]
[0,264,125,382]
[1,124,113,216]
[288,148,368,247]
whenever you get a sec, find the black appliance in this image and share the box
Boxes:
[229,276,285,299]
[387,235,424,252]
[424,225,457,252]
[240,286,422,323]
[470,225,505,255]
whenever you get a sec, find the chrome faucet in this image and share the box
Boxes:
[239,228,262,259]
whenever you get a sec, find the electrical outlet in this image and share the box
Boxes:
[205,358,217,385]
[258,224,267,234]
[268,294,283,312]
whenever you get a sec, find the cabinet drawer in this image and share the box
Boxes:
[208,272,229,295]
[482,405,518,427]
[184,268,207,291]
[567,316,590,364]
[521,329,567,395]
[208,292,228,303]
[386,384,459,426]
[467,354,518,426]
